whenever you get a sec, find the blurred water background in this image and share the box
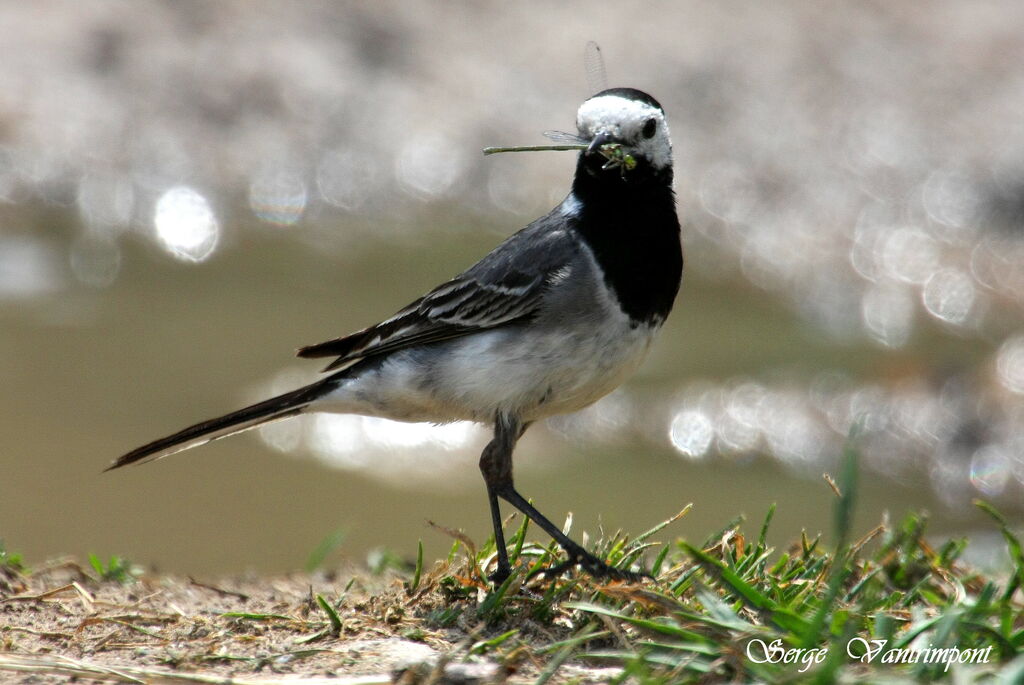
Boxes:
[2,1,1023,574]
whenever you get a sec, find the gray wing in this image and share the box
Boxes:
[298,215,578,372]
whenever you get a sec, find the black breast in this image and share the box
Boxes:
[570,163,683,325]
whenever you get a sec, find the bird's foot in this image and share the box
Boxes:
[527,549,649,583]
[488,565,512,585]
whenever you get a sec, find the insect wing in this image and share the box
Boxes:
[584,41,608,94]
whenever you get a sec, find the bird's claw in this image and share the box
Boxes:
[488,566,512,585]
[525,550,649,583]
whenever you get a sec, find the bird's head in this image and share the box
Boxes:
[482,87,671,187]
[574,87,672,183]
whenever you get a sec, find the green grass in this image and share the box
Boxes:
[305,527,347,572]
[406,438,1023,682]
[87,553,141,584]
[0,539,25,573]
[3,437,1021,683]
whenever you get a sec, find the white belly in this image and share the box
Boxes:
[314,238,666,425]
[314,319,659,424]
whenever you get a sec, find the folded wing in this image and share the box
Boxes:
[298,220,577,372]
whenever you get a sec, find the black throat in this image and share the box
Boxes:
[570,159,683,325]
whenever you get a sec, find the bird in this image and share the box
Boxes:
[108,87,683,583]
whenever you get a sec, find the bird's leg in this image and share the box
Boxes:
[478,417,521,583]
[484,482,511,583]
[484,485,511,583]
[479,415,643,583]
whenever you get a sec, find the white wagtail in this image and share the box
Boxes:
[108,87,683,582]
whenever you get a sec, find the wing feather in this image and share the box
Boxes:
[297,220,577,372]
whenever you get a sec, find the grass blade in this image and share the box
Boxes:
[483,144,586,155]
[975,499,1024,602]
[408,540,424,594]
[758,503,776,551]
[305,529,345,573]
[315,594,342,636]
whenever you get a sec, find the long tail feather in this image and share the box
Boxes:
[106,377,336,471]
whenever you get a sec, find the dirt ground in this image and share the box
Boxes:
[0,558,621,684]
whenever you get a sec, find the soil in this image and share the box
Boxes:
[0,559,621,684]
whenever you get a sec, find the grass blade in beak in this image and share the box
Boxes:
[483,144,588,156]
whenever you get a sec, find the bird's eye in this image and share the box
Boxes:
[642,118,657,139]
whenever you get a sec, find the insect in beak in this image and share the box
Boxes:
[481,129,635,177]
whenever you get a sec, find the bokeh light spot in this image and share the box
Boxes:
[996,335,1024,395]
[396,135,464,199]
[317,150,375,210]
[882,227,940,285]
[970,445,1011,497]
[669,409,714,459]
[862,283,914,347]
[249,170,308,226]
[922,268,976,326]
[153,186,219,262]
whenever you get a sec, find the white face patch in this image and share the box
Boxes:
[576,94,672,171]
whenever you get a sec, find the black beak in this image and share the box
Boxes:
[586,130,616,155]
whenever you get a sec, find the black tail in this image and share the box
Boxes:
[106,377,337,471]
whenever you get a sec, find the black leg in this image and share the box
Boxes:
[478,418,519,582]
[494,481,643,581]
[478,414,642,583]
[486,483,511,583]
